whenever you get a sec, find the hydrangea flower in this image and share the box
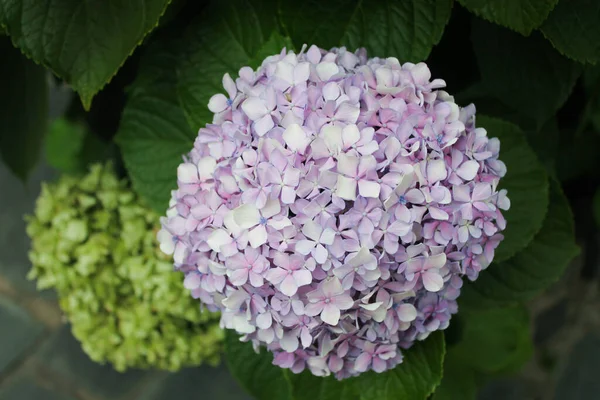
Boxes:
[27,163,222,371]
[159,45,510,379]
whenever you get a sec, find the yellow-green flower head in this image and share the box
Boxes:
[26,163,222,371]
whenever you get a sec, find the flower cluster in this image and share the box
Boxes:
[27,163,222,371]
[159,45,509,379]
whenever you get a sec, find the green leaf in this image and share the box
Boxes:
[593,187,600,229]
[433,305,532,399]
[115,33,195,213]
[273,332,444,400]
[358,331,445,400]
[0,0,172,109]
[477,116,549,261]
[541,0,600,64]
[176,0,290,130]
[457,0,558,35]
[225,330,292,400]
[431,353,476,400]
[581,65,600,134]
[286,371,360,400]
[46,118,110,173]
[279,0,452,62]
[461,179,579,307]
[0,36,47,180]
[451,305,533,374]
[472,19,582,129]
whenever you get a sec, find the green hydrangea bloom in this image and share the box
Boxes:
[27,163,222,371]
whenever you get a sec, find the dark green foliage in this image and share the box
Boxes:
[0,36,47,180]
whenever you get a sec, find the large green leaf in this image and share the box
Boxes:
[357,331,445,400]
[451,305,533,374]
[176,0,292,130]
[457,0,558,35]
[461,179,579,307]
[286,371,360,400]
[0,37,47,180]
[541,0,600,64]
[0,0,172,109]
[46,118,111,174]
[115,33,195,213]
[431,353,477,400]
[225,330,292,400]
[278,0,452,62]
[432,305,532,399]
[477,116,549,261]
[259,332,444,400]
[472,19,582,129]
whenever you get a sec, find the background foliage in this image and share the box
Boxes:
[2,0,598,398]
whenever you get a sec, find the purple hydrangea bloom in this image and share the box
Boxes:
[158,45,510,379]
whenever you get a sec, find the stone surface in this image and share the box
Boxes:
[37,325,147,399]
[0,376,75,400]
[555,333,600,400]
[0,297,44,374]
[534,299,568,344]
[477,378,527,400]
[0,157,57,297]
[139,365,251,400]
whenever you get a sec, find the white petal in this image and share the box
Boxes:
[256,312,273,329]
[197,156,217,181]
[342,124,360,147]
[241,97,268,120]
[254,114,275,136]
[268,216,292,230]
[157,229,174,255]
[456,160,479,181]
[318,170,338,189]
[321,124,343,153]
[426,253,447,269]
[275,61,294,84]
[302,220,323,241]
[294,269,313,288]
[358,180,380,198]
[283,123,310,153]
[177,163,198,184]
[207,229,233,252]
[423,272,444,292]
[314,245,328,264]
[208,260,227,276]
[261,199,281,219]
[294,62,310,84]
[280,333,299,352]
[281,110,302,128]
[316,62,339,81]
[320,228,336,245]
[322,82,340,101]
[280,274,298,296]
[429,207,449,221]
[337,153,359,176]
[224,211,243,236]
[346,247,373,268]
[397,304,417,322]
[335,102,360,123]
[173,242,188,264]
[249,225,268,248]
[208,93,228,113]
[427,159,448,184]
[335,175,357,200]
[233,204,261,229]
[321,304,341,325]
[295,239,316,255]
